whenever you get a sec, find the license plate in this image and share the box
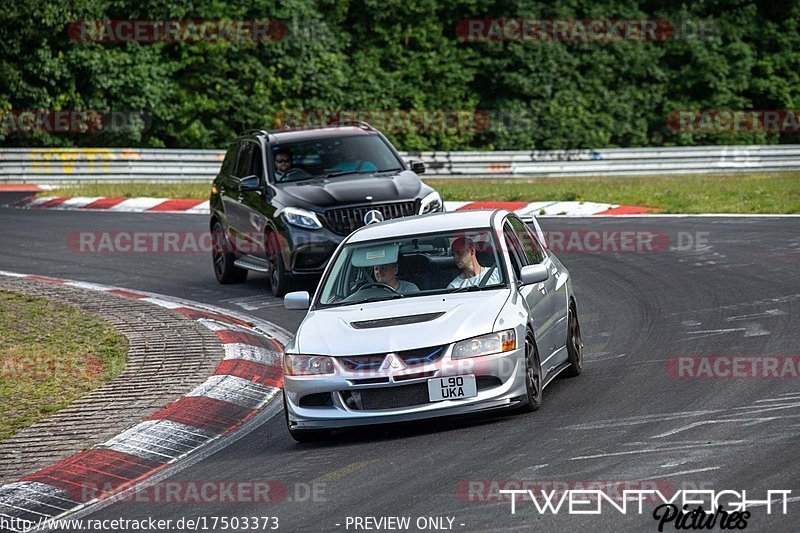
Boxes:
[427,375,477,402]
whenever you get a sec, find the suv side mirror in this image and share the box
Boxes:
[238,175,261,192]
[284,291,310,310]
[408,159,426,174]
[519,264,549,285]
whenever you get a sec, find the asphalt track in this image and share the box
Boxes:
[0,203,799,532]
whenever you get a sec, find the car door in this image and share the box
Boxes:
[508,216,567,371]
[515,216,569,350]
[508,216,566,371]
[236,141,271,257]
[226,141,257,251]
[219,142,245,245]
[502,221,552,360]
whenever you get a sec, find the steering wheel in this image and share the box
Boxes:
[278,168,307,182]
[358,282,398,293]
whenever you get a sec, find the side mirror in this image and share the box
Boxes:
[408,159,426,174]
[284,291,310,310]
[238,175,261,192]
[519,264,549,285]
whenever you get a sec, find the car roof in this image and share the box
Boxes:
[266,126,374,143]
[347,209,511,243]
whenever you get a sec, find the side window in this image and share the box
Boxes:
[509,216,545,265]
[250,144,264,181]
[220,143,238,176]
[503,224,525,280]
[233,142,255,178]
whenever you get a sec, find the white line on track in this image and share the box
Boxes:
[569,441,747,461]
[649,466,721,478]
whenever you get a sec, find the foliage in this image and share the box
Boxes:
[1,0,798,149]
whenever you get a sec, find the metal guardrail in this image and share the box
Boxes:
[1,145,799,182]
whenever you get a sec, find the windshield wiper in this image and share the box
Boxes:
[448,285,484,293]
[339,293,405,306]
[319,170,361,180]
[373,167,402,174]
[319,168,402,180]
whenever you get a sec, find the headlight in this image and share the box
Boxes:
[419,191,443,214]
[282,207,322,229]
[451,329,516,359]
[284,354,335,375]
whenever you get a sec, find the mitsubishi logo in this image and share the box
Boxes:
[379,353,406,372]
[364,209,384,225]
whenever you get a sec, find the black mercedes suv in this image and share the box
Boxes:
[210,122,444,296]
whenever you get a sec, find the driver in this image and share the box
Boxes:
[274,149,294,180]
[373,262,419,294]
[448,237,502,289]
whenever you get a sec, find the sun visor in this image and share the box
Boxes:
[351,243,399,267]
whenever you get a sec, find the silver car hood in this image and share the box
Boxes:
[295,290,511,355]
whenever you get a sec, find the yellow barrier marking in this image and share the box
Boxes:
[28,148,116,174]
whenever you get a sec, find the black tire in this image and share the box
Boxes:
[562,303,584,378]
[283,394,330,443]
[266,232,293,298]
[519,333,543,412]
[211,222,248,284]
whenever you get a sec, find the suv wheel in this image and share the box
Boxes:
[266,232,293,297]
[211,222,247,284]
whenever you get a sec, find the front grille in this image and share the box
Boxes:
[324,201,419,236]
[339,345,445,371]
[339,354,386,371]
[341,383,429,410]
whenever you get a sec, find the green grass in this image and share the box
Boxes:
[0,291,128,441]
[41,182,212,200]
[39,172,800,213]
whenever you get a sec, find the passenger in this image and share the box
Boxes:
[448,237,502,289]
[331,143,377,172]
[373,262,419,294]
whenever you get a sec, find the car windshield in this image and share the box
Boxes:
[316,228,507,308]
[271,135,402,183]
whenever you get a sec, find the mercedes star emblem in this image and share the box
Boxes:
[364,209,384,225]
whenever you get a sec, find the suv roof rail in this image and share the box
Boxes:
[241,129,269,136]
[240,129,277,142]
[241,121,376,141]
[336,120,375,131]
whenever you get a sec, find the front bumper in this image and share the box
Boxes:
[284,345,527,430]
[284,225,341,275]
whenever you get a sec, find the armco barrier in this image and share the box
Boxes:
[1,145,800,182]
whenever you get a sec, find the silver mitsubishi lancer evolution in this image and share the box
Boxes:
[281,209,583,441]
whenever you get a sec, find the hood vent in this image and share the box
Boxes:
[350,312,445,329]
